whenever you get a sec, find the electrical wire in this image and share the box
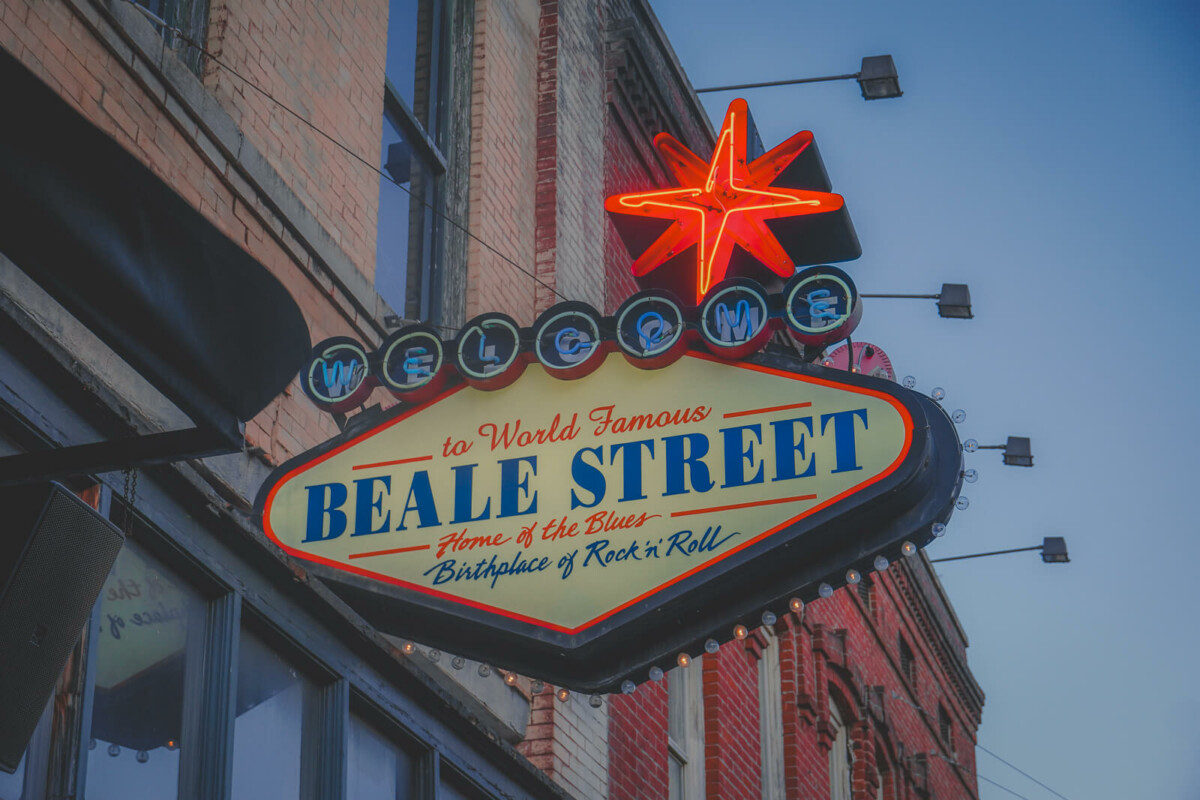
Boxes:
[978,775,1036,800]
[977,745,1073,800]
[121,0,570,307]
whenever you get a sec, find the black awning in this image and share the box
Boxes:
[0,46,309,433]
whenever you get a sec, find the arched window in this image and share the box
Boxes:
[828,698,853,800]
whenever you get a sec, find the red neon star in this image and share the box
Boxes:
[605,99,846,304]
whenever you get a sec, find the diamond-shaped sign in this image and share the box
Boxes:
[257,350,960,691]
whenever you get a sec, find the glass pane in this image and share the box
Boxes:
[376,108,434,316]
[668,754,683,800]
[346,716,417,800]
[0,752,26,799]
[85,544,202,800]
[386,0,439,133]
[667,668,686,744]
[441,770,485,800]
[230,632,312,800]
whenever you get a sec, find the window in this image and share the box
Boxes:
[938,704,955,758]
[758,630,786,800]
[230,629,317,800]
[857,576,874,616]
[130,1,210,75]
[828,699,852,800]
[84,542,205,800]
[377,0,451,320]
[346,715,422,799]
[667,662,706,800]
[898,634,916,687]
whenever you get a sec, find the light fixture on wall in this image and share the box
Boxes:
[695,55,902,100]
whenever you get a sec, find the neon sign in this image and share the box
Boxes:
[605,99,861,304]
[269,100,957,693]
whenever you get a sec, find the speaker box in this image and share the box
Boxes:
[0,482,124,773]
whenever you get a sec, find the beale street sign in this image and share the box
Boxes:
[256,99,962,692]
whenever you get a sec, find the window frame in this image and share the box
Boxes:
[377,0,456,323]
[758,629,785,800]
[667,660,706,800]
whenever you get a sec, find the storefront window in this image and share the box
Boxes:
[346,715,420,800]
[442,770,486,800]
[85,543,203,800]
[230,631,315,800]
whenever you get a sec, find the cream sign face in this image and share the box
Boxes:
[261,352,912,633]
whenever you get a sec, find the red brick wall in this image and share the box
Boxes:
[609,680,669,800]
[703,640,763,800]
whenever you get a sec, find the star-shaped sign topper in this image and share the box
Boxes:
[606,99,860,304]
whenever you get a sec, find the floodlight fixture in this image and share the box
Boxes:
[695,55,903,100]
[860,283,972,319]
[930,537,1070,565]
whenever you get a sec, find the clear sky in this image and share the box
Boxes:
[648,1,1200,798]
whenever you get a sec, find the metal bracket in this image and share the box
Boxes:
[0,424,241,486]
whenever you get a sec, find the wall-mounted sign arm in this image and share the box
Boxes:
[0,425,241,487]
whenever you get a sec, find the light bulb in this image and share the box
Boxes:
[931,387,946,401]
[874,554,890,571]
[589,694,603,708]
[963,468,978,484]
[556,687,570,702]
[677,652,691,668]
[531,679,545,694]
[733,624,748,640]
[761,610,777,626]
[818,583,834,599]
[107,744,120,757]
[426,648,441,663]
[451,656,466,670]
[621,680,636,695]
[846,569,861,585]
[401,641,416,655]
[504,671,518,686]
[955,496,970,511]
[952,409,966,423]
[649,666,664,681]
[136,750,149,764]
[88,738,97,751]
[789,597,804,613]
[963,438,978,453]
[931,522,947,538]
[704,638,720,654]
[478,663,492,678]
[903,375,917,389]
[901,541,917,557]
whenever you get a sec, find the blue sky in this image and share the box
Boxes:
[649,1,1200,797]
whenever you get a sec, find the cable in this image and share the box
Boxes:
[977,775,1035,800]
[121,0,570,306]
[977,745,1073,800]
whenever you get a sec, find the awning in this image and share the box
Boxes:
[0,47,310,482]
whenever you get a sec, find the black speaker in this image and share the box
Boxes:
[0,482,124,773]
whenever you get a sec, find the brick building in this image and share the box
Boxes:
[0,1,982,799]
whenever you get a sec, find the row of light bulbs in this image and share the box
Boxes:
[395,515,958,709]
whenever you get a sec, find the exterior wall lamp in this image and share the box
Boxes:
[967,436,1033,467]
[930,537,1070,564]
[695,55,903,100]
[861,284,973,319]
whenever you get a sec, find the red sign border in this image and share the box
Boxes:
[260,350,914,635]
